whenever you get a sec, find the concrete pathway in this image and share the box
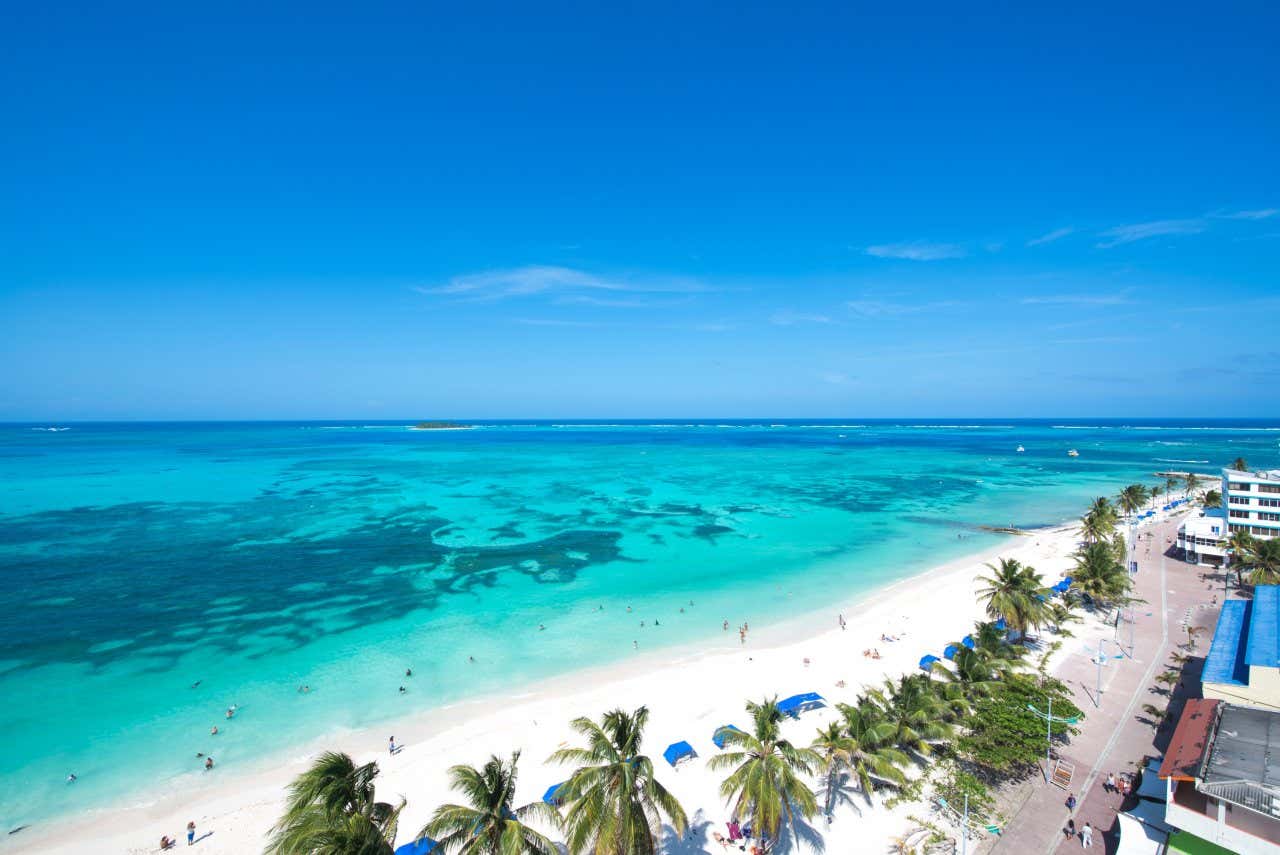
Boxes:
[985,512,1225,855]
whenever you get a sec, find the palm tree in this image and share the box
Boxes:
[548,706,686,854]
[1204,489,1221,508]
[1079,498,1117,544]
[1233,457,1249,472]
[1046,601,1082,637]
[266,751,403,855]
[866,675,955,757]
[1166,475,1180,500]
[707,697,819,850]
[975,557,1049,638]
[1237,536,1280,586]
[1117,484,1149,518]
[1183,473,1201,500]
[810,721,855,820]
[1071,541,1132,610]
[420,752,559,855]
[835,701,909,798]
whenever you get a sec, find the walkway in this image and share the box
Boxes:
[986,512,1224,855]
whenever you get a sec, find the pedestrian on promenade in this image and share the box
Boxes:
[1081,822,1093,848]
[1064,818,1076,840]
[1105,772,1116,793]
[1066,792,1077,812]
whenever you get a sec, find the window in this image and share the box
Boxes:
[1260,498,1280,508]
[1259,512,1280,522]
[1229,482,1253,491]
[1260,484,1280,494]
[1230,510,1250,519]
[1230,496,1251,505]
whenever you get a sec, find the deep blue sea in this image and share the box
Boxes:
[1,419,1277,831]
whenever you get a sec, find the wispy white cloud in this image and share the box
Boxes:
[1096,219,1205,248]
[845,299,960,318]
[820,372,851,385]
[1021,290,1137,307]
[770,311,832,326]
[554,294,692,309]
[416,265,707,301]
[1215,208,1278,220]
[1027,227,1075,247]
[865,241,966,261]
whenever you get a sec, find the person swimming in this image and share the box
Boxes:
[210,726,218,735]
[204,757,214,770]
[398,686,406,694]
[405,668,412,677]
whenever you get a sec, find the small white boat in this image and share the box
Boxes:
[1016,445,1025,453]
[1067,449,1080,457]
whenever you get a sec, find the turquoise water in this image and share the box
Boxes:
[1,419,1277,831]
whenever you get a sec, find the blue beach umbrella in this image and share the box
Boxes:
[542,782,566,806]
[395,838,438,855]
[919,654,940,671]
[712,724,744,749]
[943,644,960,660]
[663,740,696,767]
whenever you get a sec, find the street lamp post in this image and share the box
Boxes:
[1028,698,1080,782]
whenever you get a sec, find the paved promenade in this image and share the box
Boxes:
[986,512,1224,855]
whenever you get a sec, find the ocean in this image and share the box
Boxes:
[1,419,1276,832]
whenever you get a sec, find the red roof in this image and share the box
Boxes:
[1159,699,1220,782]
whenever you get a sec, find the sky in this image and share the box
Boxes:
[2,2,1278,419]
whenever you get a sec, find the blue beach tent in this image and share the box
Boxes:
[919,654,940,671]
[944,644,960,660]
[395,838,438,855]
[778,692,826,717]
[712,724,744,748]
[543,783,566,806]
[962,635,976,649]
[663,740,696,767]
[994,618,1007,631]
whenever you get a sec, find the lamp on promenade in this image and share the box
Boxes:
[1027,697,1079,782]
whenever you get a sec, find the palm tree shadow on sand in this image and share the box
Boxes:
[816,771,865,821]
[770,814,826,855]
[661,809,713,855]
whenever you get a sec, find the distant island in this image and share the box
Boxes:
[411,421,472,430]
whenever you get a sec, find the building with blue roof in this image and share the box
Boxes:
[1204,587,1280,712]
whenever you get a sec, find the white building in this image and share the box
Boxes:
[1224,467,1280,540]
[1177,507,1229,566]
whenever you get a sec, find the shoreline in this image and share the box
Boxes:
[13,519,1085,855]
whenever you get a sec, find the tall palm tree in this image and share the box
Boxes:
[266,751,403,855]
[1233,457,1249,472]
[420,752,559,855]
[810,722,855,820]
[1080,497,1118,544]
[865,675,955,757]
[707,698,819,850]
[835,702,909,798]
[1204,489,1221,508]
[548,706,686,855]
[1237,537,1280,586]
[932,642,1018,698]
[1071,541,1131,609]
[1184,473,1201,501]
[975,557,1049,638]
[1117,484,1149,518]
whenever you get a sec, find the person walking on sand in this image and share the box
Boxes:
[1081,822,1093,848]
[389,736,396,754]
[187,821,196,846]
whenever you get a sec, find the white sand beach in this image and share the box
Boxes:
[20,523,1091,855]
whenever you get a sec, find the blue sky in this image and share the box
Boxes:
[2,2,1278,419]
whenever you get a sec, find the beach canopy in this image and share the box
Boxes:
[919,654,940,671]
[543,783,566,806]
[712,724,744,749]
[943,644,960,660]
[962,635,976,648]
[778,692,825,716]
[663,740,696,767]
[395,839,438,855]
[994,618,1007,631]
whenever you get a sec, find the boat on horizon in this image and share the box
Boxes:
[1067,449,1080,457]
